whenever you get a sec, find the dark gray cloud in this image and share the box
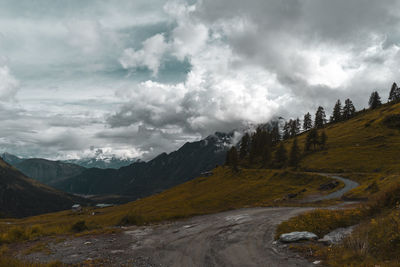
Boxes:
[1,0,400,160]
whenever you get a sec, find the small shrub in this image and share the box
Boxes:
[5,226,27,243]
[366,183,400,216]
[70,220,88,233]
[275,209,362,238]
[118,213,146,226]
[382,114,400,129]
[365,181,379,193]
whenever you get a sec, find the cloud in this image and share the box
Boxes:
[0,65,19,101]
[2,0,400,160]
[108,0,400,160]
[119,34,169,75]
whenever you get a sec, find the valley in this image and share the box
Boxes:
[14,174,356,266]
[1,90,400,266]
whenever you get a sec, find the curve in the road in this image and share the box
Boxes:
[312,173,359,202]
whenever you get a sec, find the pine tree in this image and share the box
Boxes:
[262,145,272,167]
[274,142,287,168]
[239,133,250,159]
[303,112,312,131]
[388,82,400,102]
[225,148,231,165]
[314,106,326,128]
[332,99,342,122]
[296,118,301,134]
[289,119,300,137]
[342,98,356,120]
[226,147,239,171]
[369,91,382,109]
[320,131,327,149]
[270,124,281,145]
[289,138,300,167]
[283,122,290,140]
[305,128,319,151]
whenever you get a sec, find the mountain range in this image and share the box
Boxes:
[0,158,87,218]
[54,132,234,200]
[64,156,136,169]
[2,131,235,203]
[1,152,135,170]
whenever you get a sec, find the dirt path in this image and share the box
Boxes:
[21,174,357,266]
[302,173,360,202]
[23,207,316,266]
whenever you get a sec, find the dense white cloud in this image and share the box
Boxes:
[1,0,400,160]
[0,65,19,101]
[120,34,169,75]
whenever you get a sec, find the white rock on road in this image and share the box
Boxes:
[279,231,318,243]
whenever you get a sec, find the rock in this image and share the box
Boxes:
[286,193,297,199]
[318,225,355,245]
[279,231,318,243]
[319,181,339,191]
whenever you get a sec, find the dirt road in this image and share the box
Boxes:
[24,207,315,266]
[22,174,357,266]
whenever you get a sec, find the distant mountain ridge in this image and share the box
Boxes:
[0,157,87,218]
[1,131,237,203]
[15,158,86,185]
[53,131,235,200]
[1,152,24,166]
[1,152,135,170]
[64,156,135,169]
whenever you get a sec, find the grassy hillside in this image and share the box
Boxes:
[0,158,88,218]
[0,168,334,244]
[296,102,400,174]
[273,103,400,266]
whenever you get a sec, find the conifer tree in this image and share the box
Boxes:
[226,147,239,171]
[320,131,327,149]
[270,124,281,145]
[388,82,400,102]
[305,128,319,151]
[249,127,273,163]
[239,133,250,159]
[332,99,342,122]
[303,112,312,131]
[283,122,290,140]
[274,142,287,168]
[249,132,257,163]
[314,106,326,128]
[289,138,300,168]
[369,91,382,109]
[295,118,301,134]
[262,145,272,166]
[342,99,356,120]
[289,119,300,137]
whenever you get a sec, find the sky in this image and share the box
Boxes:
[0,0,400,160]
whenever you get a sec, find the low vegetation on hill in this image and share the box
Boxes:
[273,84,400,266]
[276,183,400,266]
[0,159,87,218]
[0,167,338,265]
[0,168,334,243]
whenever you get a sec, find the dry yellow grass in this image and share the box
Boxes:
[275,208,363,239]
[0,168,333,244]
[296,102,400,174]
